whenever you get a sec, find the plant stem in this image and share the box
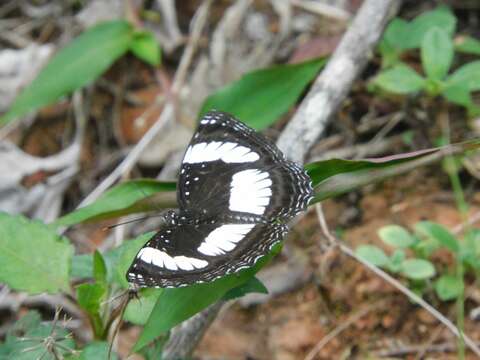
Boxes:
[447,159,468,360]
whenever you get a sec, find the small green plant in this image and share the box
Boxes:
[356,221,480,301]
[373,6,480,115]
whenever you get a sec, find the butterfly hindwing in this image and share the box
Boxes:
[177,111,313,222]
[127,221,288,288]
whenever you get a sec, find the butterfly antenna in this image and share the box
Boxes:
[102,213,167,231]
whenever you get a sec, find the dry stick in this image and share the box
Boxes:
[276,0,401,162]
[161,0,401,358]
[77,0,212,208]
[162,301,224,359]
[314,204,480,357]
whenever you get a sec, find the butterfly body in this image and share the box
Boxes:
[127,111,313,288]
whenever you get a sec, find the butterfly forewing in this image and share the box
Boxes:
[127,221,287,288]
[177,111,313,222]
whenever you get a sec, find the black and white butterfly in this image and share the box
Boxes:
[126,111,313,288]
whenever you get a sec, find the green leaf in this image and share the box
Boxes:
[223,276,268,300]
[1,20,134,125]
[77,283,106,315]
[421,27,454,80]
[381,18,411,52]
[446,61,480,92]
[53,179,176,227]
[77,341,118,360]
[400,258,436,280]
[305,140,480,203]
[133,244,281,351]
[355,245,390,267]
[93,250,107,283]
[463,229,480,269]
[200,58,326,130]
[71,254,94,279]
[388,249,406,272]
[378,225,416,248]
[374,64,425,94]
[434,274,463,301]
[130,30,161,66]
[455,35,480,55]
[442,84,473,107]
[124,288,162,325]
[414,221,460,253]
[76,283,106,335]
[405,6,456,48]
[0,212,73,294]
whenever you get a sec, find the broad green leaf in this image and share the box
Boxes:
[306,140,480,203]
[53,179,176,227]
[421,27,453,80]
[381,18,411,52]
[463,229,480,269]
[93,250,107,283]
[76,283,106,335]
[77,283,106,315]
[405,6,456,49]
[355,245,390,267]
[378,19,410,67]
[455,35,480,55]
[133,244,281,351]
[434,274,463,301]
[71,254,94,279]
[414,221,460,253]
[200,58,326,130]
[378,225,416,248]
[1,20,134,125]
[400,258,436,280]
[374,64,425,94]
[388,249,406,273]
[223,276,268,300]
[124,288,162,325]
[130,30,161,66]
[76,342,118,360]
[446,61,480,92]
[443,85,473,107]
[0,212,73,294]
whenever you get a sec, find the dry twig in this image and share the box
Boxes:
[277,0,401,163]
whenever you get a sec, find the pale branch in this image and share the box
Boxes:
[276,0,401,163]
[162,302,224,360]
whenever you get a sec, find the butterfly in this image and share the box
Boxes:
[126,111,313,288]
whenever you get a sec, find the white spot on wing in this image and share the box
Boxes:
[183,142,259,164]
[229,169,272,215]
[137,247,208,270]
[197,224,255,256]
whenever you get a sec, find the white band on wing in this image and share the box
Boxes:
[183,141,260,164]
[197,224,256,256]
[137,247,208,271]
[229,169,273,215]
